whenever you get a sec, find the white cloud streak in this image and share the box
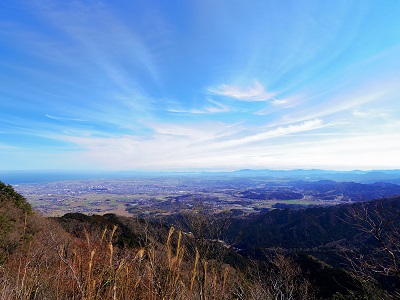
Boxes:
[209,81,275,101]
[168,99,231,114]
[213,119,326,149]
[46,114,86,122]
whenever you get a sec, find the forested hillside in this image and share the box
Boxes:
[0,181,35,263]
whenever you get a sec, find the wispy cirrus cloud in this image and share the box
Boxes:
[215,119,326,148]
[46,114,86,122]
[271,99,288,106]
[56,118,336,170]
[33,1,160,81]
[208,80,275,101]
[168,99,231,114]
[1,1,162,134]
[352,109,389,119]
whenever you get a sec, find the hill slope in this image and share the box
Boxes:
[226,195,400,251]
[0,181,34,262]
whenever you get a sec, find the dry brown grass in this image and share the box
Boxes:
[0,214,314,300]
[0,217,240,299]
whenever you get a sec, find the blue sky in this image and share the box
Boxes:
[1,0,400,171]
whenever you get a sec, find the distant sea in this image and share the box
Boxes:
[2,169,400,185]
[0,170,150,184]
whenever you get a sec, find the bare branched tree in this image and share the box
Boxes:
[179,204,232,300]
[235,250,313,300]
[182,205,230,260]
[345,197,400,298]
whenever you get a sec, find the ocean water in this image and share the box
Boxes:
[0,170,148,184]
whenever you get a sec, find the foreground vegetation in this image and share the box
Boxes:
[1,181,400,299]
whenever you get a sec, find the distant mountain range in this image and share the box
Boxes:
[231,169,400,183]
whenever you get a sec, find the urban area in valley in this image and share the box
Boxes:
[12,170,400,218]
